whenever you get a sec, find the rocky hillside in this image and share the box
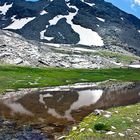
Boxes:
[0,29,140,68]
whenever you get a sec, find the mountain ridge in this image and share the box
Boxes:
[0,0,140,68]
[0,0,140,55]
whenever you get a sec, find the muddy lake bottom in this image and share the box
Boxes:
[0,82,140,139]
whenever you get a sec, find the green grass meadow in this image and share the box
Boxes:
[0,65,140,93]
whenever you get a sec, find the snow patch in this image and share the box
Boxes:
[111,61,123,67]
[0,3,13,15]
[129,64,140,68]
[84,2,95,7]
[40,29,54,41]
[46,43,61,47]
[49,15,64,25]
[74,47,96,52]
[58,32,65,39]
[96,17,105,22]
[46,4,104,46]
[40,10,48,15]
[4,16,35,30]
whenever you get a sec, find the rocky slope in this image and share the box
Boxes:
[0,29,140,68]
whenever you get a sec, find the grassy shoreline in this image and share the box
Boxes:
[67,103,140,140]
[0,65,140,93]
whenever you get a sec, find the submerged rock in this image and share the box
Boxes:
[0,117,49,140]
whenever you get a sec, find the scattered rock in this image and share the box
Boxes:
[93,109,104,115]
[58,135,67,140]
[103,114,111,118]
[114,111,119,114]
[94,109,112,118]
[80,128,85,132]
[118,132,125,137]
[0,116,49,140]
[72,127,77,131]
[88,128,93,132]
[106,131,115,135]
[111,126,116,130]
[136,119,140,122]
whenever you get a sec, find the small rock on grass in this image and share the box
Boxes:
[111,126,116,130]
[58,136,67,140]
[106,131,115,135]
[118,133,125,137]
[93,109,103,115]
[114,111,119,114]
[72,127,77,131]
[80,128,85,132]
[103,114,111,118]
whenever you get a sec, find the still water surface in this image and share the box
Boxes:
[0,83,140,136]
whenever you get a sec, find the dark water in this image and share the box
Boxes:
[0,83,140,137]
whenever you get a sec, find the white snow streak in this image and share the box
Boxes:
[0,3,13,15]
[45,4,104,46]
[96,17,105,22]
[40,10,48,15]
[129,64,140,68]
[40,28,54,41]
[4,16,35,30]
[84,2,95,6]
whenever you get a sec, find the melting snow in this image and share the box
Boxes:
[40,29,54,41]
[129,64,140,68]
[46,43,61,47]
[4,16,35,30]
[111,61,123,67]
[58,32,65,39]
[40,10,48,15]
[96,17,105,22]
[45,4,104,46]
[84,2,95,7]
[49,15,64,25]
[74,47,96,52]
[0,3,13,15]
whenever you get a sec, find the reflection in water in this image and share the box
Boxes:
[64,90,103,120]
[3,101,33,116]
[39,93,53,109]
[46,90,103,121]
[0,83,140,135]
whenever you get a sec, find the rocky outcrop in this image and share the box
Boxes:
[0,30,140,68]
